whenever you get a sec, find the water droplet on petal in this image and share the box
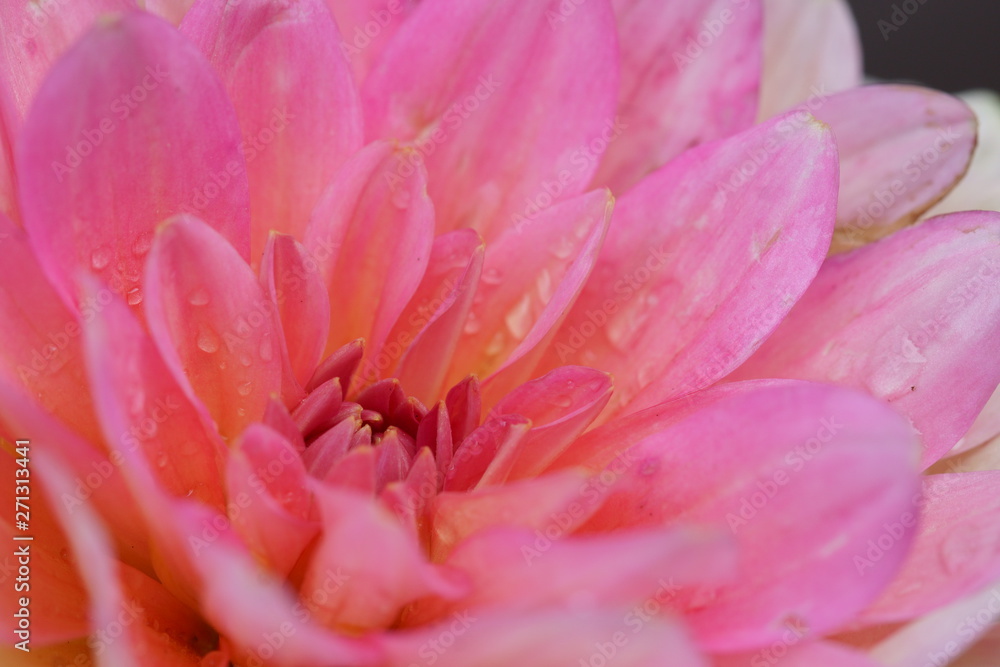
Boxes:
[504,293,534,341]
[91,246,112,270]
[197,325,220,354]
[126,287,143,306]
[239,352,252,367]
[132,233,152,257]
[237,381,253,397]
[463,315,481,335]
[236,407,247,417]
[551,236,575,259]
[187,287,210,306]
[156,453,168,468]
[259,338,274,361]
[482,267,502,285]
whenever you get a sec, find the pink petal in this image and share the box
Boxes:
[81,280,227,509]
[715,641,886,667]
[34,449,142,663]
[733,211,1000,468]
[0,365,150,569]
[323,0,419,83]
[408,526,734,626]
[581,380,921,652]
[443,413,531,492]
[143,214,281,440]
[324,440,376,493]
[0,213,100,442]
[869,579,1000,667]
[0,0,133,128]
[858,472,1000,624]
[541,113,838,417]
[304,140,434,362]
[384,229,484,404]
[384,609,708,667]
[479,366,613,485]
[142,0,196,25]
[929,91,1000,216]
[957,386,1000,454]
[260,234,330,392]
[594,0,761,192]
[441,189,612,402]
[361,0,619,239]
[430,470,593,560]
[301,486,463,631]
[819,86,977,253]
[758,0,862,118]
[181,0,363,261]
[17,10,250,306]
[226,424,318,576]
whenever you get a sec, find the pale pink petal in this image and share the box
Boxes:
[930,91,1000,215]
[361,0,619,239]
[0,365,150,569]
[819,86,977,253]
[304,140,434,363]
[385,230,484,404]
[541,113,838,417]
[260,234,330,389]
[758,0,862,119]
[323,0,419,83]
[594,0,761,192]
[143,214,281,440]
[715,641,885,667]
[407,526,734,626]
[581,380,921,652]
[869,579,1000,667]
[181,0,363,261]
[81,280,227,509]
[226,424,319,576]
[0,0,133,128]
[447,189,612,401]
[34,449,142,664]
[479,366,613,485]
[955,386,1000,454]
[383,609,707,667]
[733,212,1000,468]
[301,485,463,632]
[141,0,195,24]
[0,213,100,442]
[858,472,1000,624]
[430,470,593,560]
[17,11,250,305]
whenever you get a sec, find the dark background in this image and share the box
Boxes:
[845,0,1000,93]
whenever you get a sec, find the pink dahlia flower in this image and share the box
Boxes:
[2,0,1000,665]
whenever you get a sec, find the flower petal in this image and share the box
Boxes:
[323,0,419,83]
[305,140,434,365]
[758,0,861,118]
[541,112,838,417]
[0,0,133,128]
[930,90,1000,216]
[17,10,250,306]
[301,486,463,632]
[446,189,613,401]
[819,86,977,253]
[408,526,734,626]
[733,211,1000,468]
[181,0,363,261]
[81,279,227,509]
[361,0,619,239]
[858,472,1000,625]
[144,214,281,440]
[580,380,921,652]
[715,641,885,667]
[594,0,761,192]
[381,229,484,404]
[0,213,99,442]
[384,609,708,667]
[260,233,330,389]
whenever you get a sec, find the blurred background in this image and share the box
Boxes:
[845,0,1000,93]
